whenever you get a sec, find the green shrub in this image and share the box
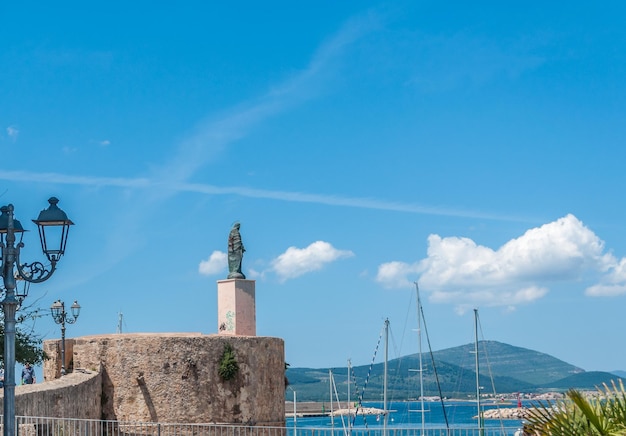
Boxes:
[219,343,239,381]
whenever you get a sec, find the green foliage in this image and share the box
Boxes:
[525,380,626,436]
[0,308,47,365]
[218,343,239,381]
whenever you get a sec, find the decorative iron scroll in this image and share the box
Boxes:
[16,260,56,284]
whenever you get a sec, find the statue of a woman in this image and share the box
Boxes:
[227,222,246,279]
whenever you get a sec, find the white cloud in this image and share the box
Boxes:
[421,214,606,290]
[585,257,626,296]
[7,126,18,141]
[246,268,262,279]
[271,241,354,282]
[377,214,625,310]
[198,250,227,276]
[88,139,111,146]
[585,284,626,297]
[376,261,421,289]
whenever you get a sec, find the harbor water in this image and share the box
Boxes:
[286,400,525,436]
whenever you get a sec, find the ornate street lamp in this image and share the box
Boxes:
[50,299,80,376]
[0,197,73,436]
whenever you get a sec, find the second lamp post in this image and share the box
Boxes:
[50,299,81,376]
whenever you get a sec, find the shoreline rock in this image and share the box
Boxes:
[330,407,387,417]
[480,407,532,420]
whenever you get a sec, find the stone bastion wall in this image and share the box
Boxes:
[0,370,102,419]
[41,333,285,425]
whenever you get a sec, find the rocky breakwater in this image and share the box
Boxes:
[481,407,531,420]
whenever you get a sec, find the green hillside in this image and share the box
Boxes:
[430,340,584,385]
[538,371,624,390]
[285,341,621,401]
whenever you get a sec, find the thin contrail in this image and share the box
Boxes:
[0,169,527,222]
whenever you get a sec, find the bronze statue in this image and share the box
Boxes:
[227,222,246,279]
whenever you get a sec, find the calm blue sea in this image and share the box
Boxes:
[287,400,525,432]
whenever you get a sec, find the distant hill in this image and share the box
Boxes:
[538,371,626,390]
[611,370,626,379]
[430,340,584,385]
[285,341,623,401]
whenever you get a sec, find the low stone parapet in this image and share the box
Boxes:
[0,369,102,419]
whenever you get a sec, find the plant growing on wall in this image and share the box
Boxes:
[218,343,239,381]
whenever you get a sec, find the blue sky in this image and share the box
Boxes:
[2,1,626,381]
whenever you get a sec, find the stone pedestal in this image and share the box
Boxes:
[217,279,256,336]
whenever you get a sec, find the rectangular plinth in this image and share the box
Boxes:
[217,279,256,336]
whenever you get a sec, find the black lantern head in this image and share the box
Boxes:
[50,300,63,322]
[70,300,81,319]
[0,205,26,244]
[14,270,31,301]
[32,197,74,263]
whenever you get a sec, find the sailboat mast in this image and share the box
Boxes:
[347,358,351,431]
[383,318,389,435]
[329,369,334,429]
[415,282,425,435]
[474,309,483,436]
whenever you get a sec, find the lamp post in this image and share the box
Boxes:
[0,197,73,436]
[50,299,80,375]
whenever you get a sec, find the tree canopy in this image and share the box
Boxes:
[0,306,47,366]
